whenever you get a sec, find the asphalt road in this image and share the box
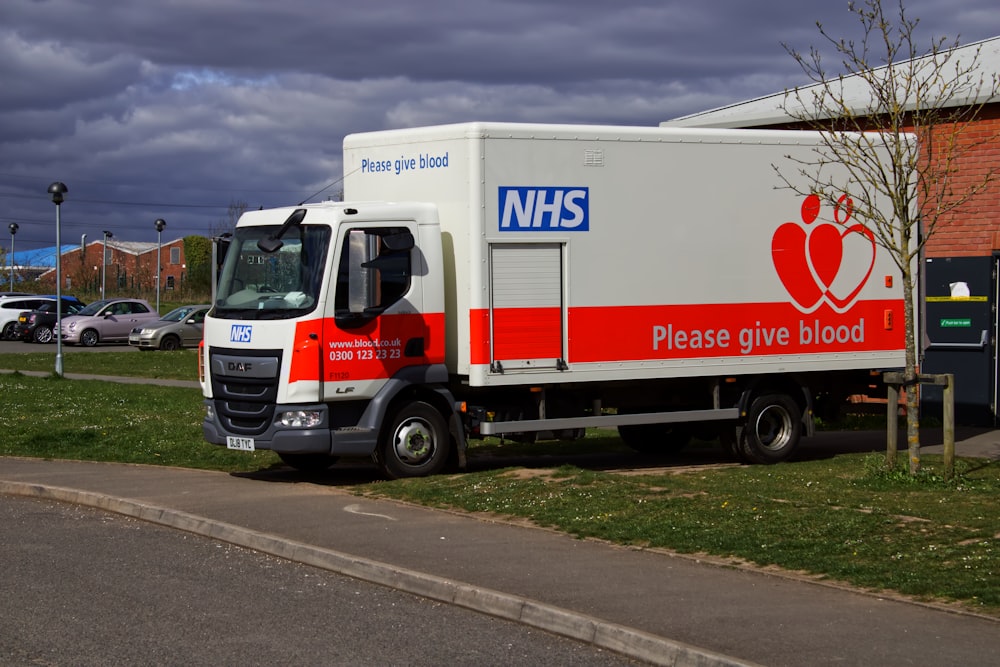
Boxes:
[1,495,643,667]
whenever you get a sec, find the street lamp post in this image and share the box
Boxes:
[47,182,68,377]
[101,230,113,299]
[154,218,166,313]
[7,223,17,291]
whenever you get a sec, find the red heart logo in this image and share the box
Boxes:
[824,224,875,310]
[772,222,823,310]
[773,196,876,312]
[807,223,843,289]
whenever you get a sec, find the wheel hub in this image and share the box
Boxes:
[754,406,792,451]
[394,419,433,463]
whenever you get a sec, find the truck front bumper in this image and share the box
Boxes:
[202,400,381,456]
[203,400,333,454]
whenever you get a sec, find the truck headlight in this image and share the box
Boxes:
[279,410,323,428]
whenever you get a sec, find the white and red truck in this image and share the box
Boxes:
[200,122,907,477]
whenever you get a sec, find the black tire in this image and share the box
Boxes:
[719,425,751,463]
[617,423,691,454]
[278,453,339,472]
[379,401,450,479]
[737,394,802,464]
[80,329,99,347]
[160,335,181,351]
[0,322,16,340]
[33,326,53,344]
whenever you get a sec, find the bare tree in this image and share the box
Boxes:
[779,0,999,474]
[210,199,250,238]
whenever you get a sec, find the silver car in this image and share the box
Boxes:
[61,298,161,347]
[60,299,159,347]
[129,304,210,351]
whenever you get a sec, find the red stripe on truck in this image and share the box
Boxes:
[470,299,903,366]
[290,313,445,383]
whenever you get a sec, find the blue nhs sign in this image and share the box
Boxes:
[499,187,589,231]
[230,324,253,343]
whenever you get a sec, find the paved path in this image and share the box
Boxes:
[3,445,999,667]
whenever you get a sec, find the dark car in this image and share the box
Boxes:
[2,294,84,340]
[16,298,87,343]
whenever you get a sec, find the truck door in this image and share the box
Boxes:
[488,242,566,373]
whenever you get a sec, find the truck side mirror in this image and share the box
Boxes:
[380,231,414,252]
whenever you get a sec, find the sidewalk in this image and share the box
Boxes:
[2,440,998,667]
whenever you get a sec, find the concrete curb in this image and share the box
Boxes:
[1,480,762,667]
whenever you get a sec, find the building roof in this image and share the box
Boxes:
[665,35,1000,129]
[5,239,183,270]
[5,245,81,270]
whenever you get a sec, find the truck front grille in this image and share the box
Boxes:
[209,348,283,436]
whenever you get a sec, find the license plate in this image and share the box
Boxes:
[226,436,255,451]
[128,334,140,343]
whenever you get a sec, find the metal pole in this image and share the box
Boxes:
[8,229,14,291]
[102,233,108,299]
[48,183,67,377]
[156,230,161,313]
[55,205,64,376]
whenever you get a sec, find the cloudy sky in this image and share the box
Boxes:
[2,0,998,256]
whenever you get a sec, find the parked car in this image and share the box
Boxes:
[1,294,84,340]
[129,304,210,351]
[16,298,88,343]
[60,298,160,347]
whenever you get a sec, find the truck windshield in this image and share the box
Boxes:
[213,224,331,320]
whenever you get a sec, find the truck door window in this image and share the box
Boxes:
[335,227,413,321]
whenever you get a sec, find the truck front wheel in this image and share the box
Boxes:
[380,401,450,479]
[738,394,802,464]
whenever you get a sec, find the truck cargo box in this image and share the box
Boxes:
[343,122,906,388]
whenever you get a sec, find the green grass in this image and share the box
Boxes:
[2,368,998,616]
[0,350,200,381]
[357,455,1000,614]
[0,374,275,472]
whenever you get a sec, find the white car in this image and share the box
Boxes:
[0,295,79,340]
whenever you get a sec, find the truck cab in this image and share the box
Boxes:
[201,201,461,478]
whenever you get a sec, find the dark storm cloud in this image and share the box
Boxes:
[0,0,997,251]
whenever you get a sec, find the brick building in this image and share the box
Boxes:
[665,35,1000,424]
[40,237,187,296]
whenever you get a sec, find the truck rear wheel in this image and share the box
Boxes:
[380,401,449,479]
[738,394,802,464]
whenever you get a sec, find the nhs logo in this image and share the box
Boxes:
[230,324,253,343]
[499,187,589,231]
